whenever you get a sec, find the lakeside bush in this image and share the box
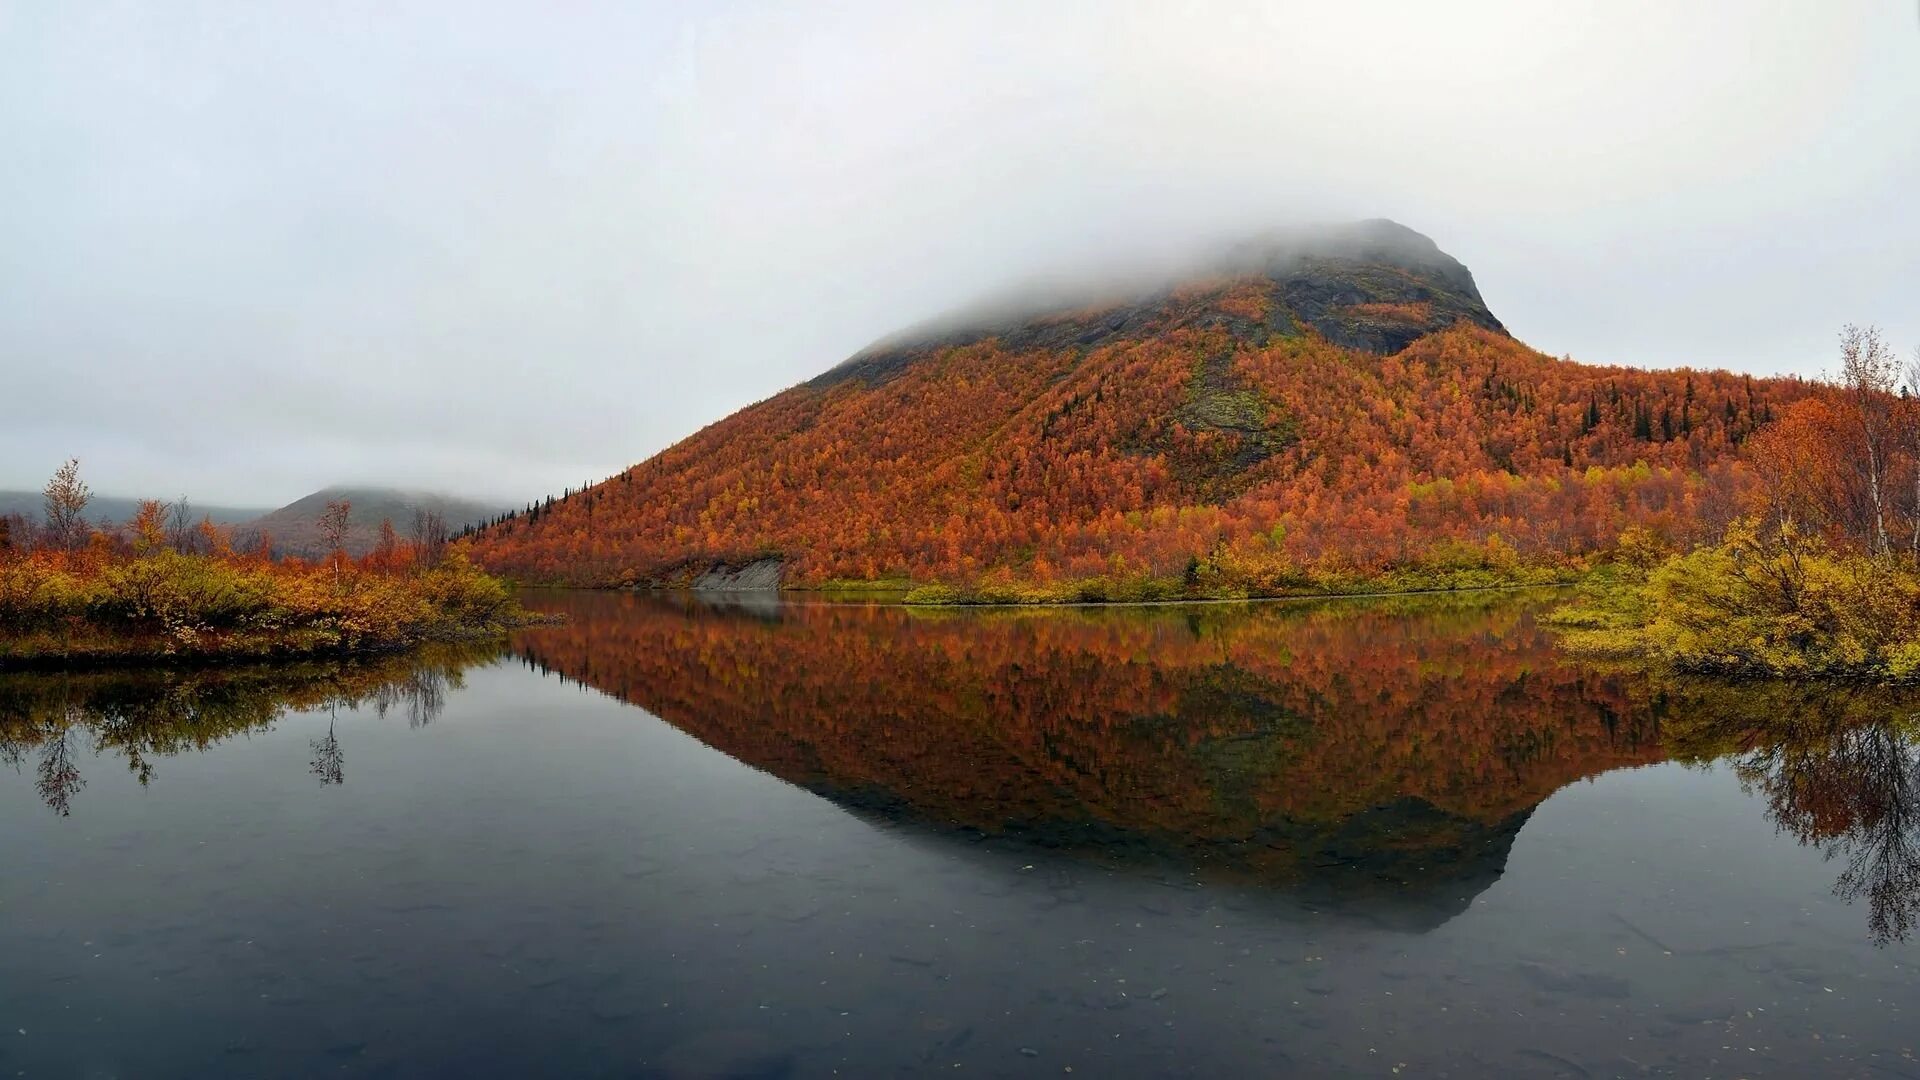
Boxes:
[1553,520,1920,680]
[0,464,537,666]
[0,548,532,666]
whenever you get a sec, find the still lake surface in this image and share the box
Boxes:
[1,590,1916,1078]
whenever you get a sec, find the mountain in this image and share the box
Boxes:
[243,487,509,557]
[470,220,1812,591]
[0,491,271,529]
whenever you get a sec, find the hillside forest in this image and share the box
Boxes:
[1558,326,1920,679]
[469,296,1817,600]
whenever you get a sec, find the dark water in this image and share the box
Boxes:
[1,591,1916,1078]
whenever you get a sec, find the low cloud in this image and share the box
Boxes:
[2,1,1915,503]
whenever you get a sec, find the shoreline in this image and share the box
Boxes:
[520,578,1581,610]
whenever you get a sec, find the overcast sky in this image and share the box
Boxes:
[3,1,1916,505]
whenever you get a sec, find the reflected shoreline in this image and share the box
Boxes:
[5,590,1918,944]
[0,642,497,814]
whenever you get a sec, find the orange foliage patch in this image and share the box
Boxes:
[1341,300,1434,323]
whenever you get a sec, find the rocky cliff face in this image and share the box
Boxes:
[690,558,783,592]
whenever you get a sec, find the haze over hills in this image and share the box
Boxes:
[0,484,510,558]
[0,491,271,529]
[244,488,511,558]
[470,220,1813,593]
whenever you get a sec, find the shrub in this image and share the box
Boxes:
[1554,519,1920,679]
[0,544,530,665]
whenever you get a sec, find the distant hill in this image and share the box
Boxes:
[242,488,510,558]
[0,491,271,529]
[470,219,1813,591]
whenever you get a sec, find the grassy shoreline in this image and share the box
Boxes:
[570,565,1588,607]
[887,565,1582,606]
[0,549,547,671]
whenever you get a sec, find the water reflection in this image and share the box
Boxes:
[0,644,493,812]
[1662,680,1920,945]
[4,593,1918,946]
[515,591,1666,929]
[309,720,345,786]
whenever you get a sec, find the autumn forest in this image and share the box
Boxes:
[464,228,1822,603]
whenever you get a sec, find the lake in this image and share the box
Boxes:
[1,590,1916,1077]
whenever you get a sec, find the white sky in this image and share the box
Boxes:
[3,1,1917,504]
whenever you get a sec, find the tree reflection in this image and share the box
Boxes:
[1663,681,1920,945]
[309,719,345,786]
[35,727,84,817]
[0,643,495,814]
[368,666,452,729]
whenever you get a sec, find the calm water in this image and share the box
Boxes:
[1,591,1916,1078]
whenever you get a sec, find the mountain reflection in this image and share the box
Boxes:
[515,591,1664,929]
[0,644,493,813]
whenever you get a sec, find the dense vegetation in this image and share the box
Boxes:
[0,463,532,667]
[1556,327,1920,680]
[469,229,1809,599]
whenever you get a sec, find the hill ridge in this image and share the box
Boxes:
[246,486,510,558]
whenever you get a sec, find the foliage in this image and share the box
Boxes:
[1554,520,1920,679]
[1555,325,1920,681]
[41,458,91,552]
[0,540,533,667]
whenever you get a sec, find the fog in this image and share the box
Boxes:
[2,2,1915,505]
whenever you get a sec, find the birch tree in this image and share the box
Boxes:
[42,459,91,551]
[1839,325,1899,555]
